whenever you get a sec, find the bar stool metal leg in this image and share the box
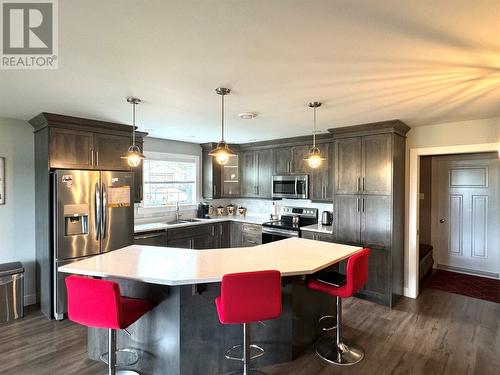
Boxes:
[225,323,266,375]
[104,328,140,375]
[314,296,365,366]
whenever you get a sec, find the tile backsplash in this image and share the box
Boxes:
[134,198,333,224]
[206,198,334,219]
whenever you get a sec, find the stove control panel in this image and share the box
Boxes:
[280,206,318,218]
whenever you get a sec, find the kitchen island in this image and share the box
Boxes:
[59,238,362,375]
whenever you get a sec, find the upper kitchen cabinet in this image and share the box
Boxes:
[93,133,133,171]
[30,113,147,172]
[334,137,362,195]
[201,143,241,199]
[290,145,311,175]
[48,127,94,169]
[29,113,147,202]
[201,144,222,199]
[310,142,334,202]
[241,148,273,198]
[273,147,292,174]
[334,130,398,196]
[221,154,240,197]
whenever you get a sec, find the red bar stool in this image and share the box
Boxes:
[66,275,155,375]
[308,248,370,366]
[215,270,282,375]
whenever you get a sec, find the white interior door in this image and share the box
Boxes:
[433,153,500,278]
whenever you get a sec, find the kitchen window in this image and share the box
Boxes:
[142,153,199,207]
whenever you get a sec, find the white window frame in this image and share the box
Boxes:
[138,151,200,214]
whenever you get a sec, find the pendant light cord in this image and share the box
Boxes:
[221,93,225,142]
[313,106,316,148]
[132,102,136,147]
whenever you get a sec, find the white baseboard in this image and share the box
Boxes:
[24,293,37,306]
[403,287,417,299]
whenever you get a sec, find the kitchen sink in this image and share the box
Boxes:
[164,218,203,225]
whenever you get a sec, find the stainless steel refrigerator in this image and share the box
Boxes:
[52,170,134,320]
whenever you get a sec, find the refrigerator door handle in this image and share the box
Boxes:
[94,182,101,240]
[101,183,107,239]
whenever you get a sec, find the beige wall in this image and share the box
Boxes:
[404,117,500,295]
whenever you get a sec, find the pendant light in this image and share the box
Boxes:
[121,97,146,167]
[209,87,236,165]
[304,101,325,169]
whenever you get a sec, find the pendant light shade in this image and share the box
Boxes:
[122,97,145,167]
[304,101,325,169]
[209,87,235,165]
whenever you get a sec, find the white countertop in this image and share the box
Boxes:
[59,238,362,286]
[301,223,335,234]
[134,215,269,234]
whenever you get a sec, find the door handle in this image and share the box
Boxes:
[90,149,94,166]
[94,182,100,240]
[294,178,298,195]
[362,177,365,192]
[357,177,360,192]
[439,219,446,223]
[101,183,107,239]
[362,198,365,212]
[356,198,360,212]
[95,151,99,166]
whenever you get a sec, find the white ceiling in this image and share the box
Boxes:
[0,0,499,143]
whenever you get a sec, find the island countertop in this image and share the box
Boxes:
[59,238,362,286]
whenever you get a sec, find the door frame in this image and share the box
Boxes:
[406,142,499,299]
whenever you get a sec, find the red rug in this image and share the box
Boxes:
[427,270,500,304]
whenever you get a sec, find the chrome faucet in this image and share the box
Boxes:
[175,200,181,222]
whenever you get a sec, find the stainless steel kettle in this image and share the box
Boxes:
[321,211,333,225]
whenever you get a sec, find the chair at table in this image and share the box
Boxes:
[215,270,282,375]
[308,248,370,366]
[66,275,155,375]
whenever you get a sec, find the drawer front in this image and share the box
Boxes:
[168,224,211,240]
[241,233,261,247]
[241,223,262,235]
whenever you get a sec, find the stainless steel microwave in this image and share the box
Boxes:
[272,175,308,199]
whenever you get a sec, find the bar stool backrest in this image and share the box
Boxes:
[345,248,370,297]
[66,275,123,329]
[219,270,282,324]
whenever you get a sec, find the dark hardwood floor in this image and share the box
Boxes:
[1,287,498,375]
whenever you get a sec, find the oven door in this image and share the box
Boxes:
[272,175,308,199]
[262,227,299,243]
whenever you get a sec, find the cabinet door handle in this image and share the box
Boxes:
[362,177,365,192]
[96,151,99,166]
[357,177,360,192]
[90,149,94,166]
[213,185,217,196]
[362,198,365,212]
[357,198,360,212]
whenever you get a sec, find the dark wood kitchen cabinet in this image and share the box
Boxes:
[241,149,273,198]
[334,195,391,248]
[231,222,262,247]
[48,127,94,169]
[291,145,311,175]
[273,147,292,174]
[93,133,132,171]
[335,133,392,195]
[330,120,409,307]
[201,143,223,199]
[310,142,333,202]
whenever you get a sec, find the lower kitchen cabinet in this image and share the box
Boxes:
[134,231,168,246]
[231,222,262,247]
[301,231,335,242]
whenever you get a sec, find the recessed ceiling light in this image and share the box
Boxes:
[238,112,258,120]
